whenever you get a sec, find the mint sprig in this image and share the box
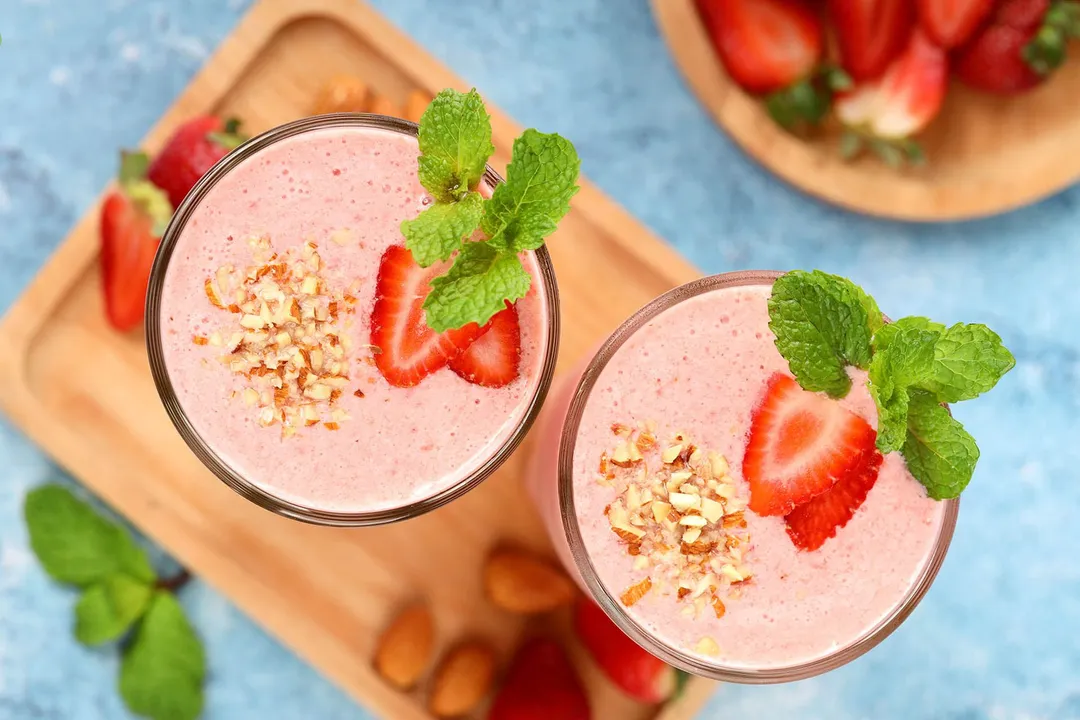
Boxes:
[402,88,580,331]
[768,272,1015,499]
[24,484,206,720]
[767,270,881,398]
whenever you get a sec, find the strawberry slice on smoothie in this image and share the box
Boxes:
[370,245,484,388]
[449,302,522,388]
[785,446,883,550]
[743,373,879,516]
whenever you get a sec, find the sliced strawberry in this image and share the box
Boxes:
[147,116,247,209]
[785,445,883,550]
[488,638,590,720]
[835,29,947,164]
[100,151,172,332]
[448,302,521,387]
[953,0,1080,95]
[743,373,878,517]
[370,245,483,388]
[697,0,825,94]
[829,0,915,81]
[573,597,685,704]
[916,0,994,48]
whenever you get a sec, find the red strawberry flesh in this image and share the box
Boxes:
[743,373,879,517]
[573,597,681,704]
[785,445,883,550]
[370,245,483,388]
[449,302,522,387]
[100,191,160,332]
[147,116,244,209]
[488,637,590,720]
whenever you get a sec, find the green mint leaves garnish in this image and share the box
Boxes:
[767,270,880,398]
[121,592,207,720]
[402,192,484,267]
[402,88,580,331]
[416,88,494,202]
[768,271,1015,499]
[480,130,580,252]
[24,484,206,720]
[903,390,980,500]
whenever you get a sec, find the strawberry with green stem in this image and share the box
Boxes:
[835,29,947,166]
[147,116,246,209]
[697,0,850,132]
[954,0,1080,94]
[100,151,172,332]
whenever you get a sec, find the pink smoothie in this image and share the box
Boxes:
[526,279,949,671]
[158,124,551,514]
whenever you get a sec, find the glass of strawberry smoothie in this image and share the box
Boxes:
[525,272,959,682]
[147,114,559,526]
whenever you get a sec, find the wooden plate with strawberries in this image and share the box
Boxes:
[652,0,1080,221]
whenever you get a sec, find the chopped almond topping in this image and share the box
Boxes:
[353,389,365,398]
[695,637,720,657]
[620,578,652,607]
[192,335,209,346]
[201,236,357,437]
[600,425,753,637]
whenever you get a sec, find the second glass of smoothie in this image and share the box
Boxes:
[525,272,958,683]
[147,115,559,525]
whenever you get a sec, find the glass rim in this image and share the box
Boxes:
[146,113,561,527]
[557,270,959,683]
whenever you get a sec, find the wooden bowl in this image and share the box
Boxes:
[651,0,1080,221]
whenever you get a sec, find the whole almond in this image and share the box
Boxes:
[483,547,575,614]
[428,640,497,718]
[311,75,369,115]
[373,603,435,689]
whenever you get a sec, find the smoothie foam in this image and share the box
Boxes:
[532,280,948,670]
[158,124,550,514]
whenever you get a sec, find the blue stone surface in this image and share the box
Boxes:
[1,1,1077,718]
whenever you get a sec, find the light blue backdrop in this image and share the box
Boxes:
[1,1,1077,718]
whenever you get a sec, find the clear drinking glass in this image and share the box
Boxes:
[525,271,958,683]
[147,114,560,526]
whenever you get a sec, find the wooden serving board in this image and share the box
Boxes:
[0,0,715,717]
[652,0,1080,221]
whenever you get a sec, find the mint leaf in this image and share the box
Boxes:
[917,323,1016,403]
[120,592,205,720]
[416,88,494,202]
[423,242,531,332]
[902,390,979,500]
[402,192,483,267]
[872,316,945,353]
[481,129,580,253]
[768,270,877,397]
[871,381,909,453]
[75,574,153,646]
[868,324,939,452]
[854,284,885,334]
[24,485,154,587]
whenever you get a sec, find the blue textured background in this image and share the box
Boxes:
[1,1,1077,718]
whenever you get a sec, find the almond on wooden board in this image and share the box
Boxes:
[311,74,369,114]
[428,640,498,718]
[483,547,575,614]
[373,603,435,690]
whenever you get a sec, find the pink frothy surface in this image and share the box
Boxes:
[529,281,946,669]
[159,125,550,514]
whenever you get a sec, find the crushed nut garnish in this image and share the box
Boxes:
[197,235,371,436]
[600,423,753,624]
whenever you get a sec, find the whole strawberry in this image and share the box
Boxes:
[100,152,172,332]
[574,598,686,704]
[488,638,589,720]
[955,0,1080,94]
[147,116,246,208]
